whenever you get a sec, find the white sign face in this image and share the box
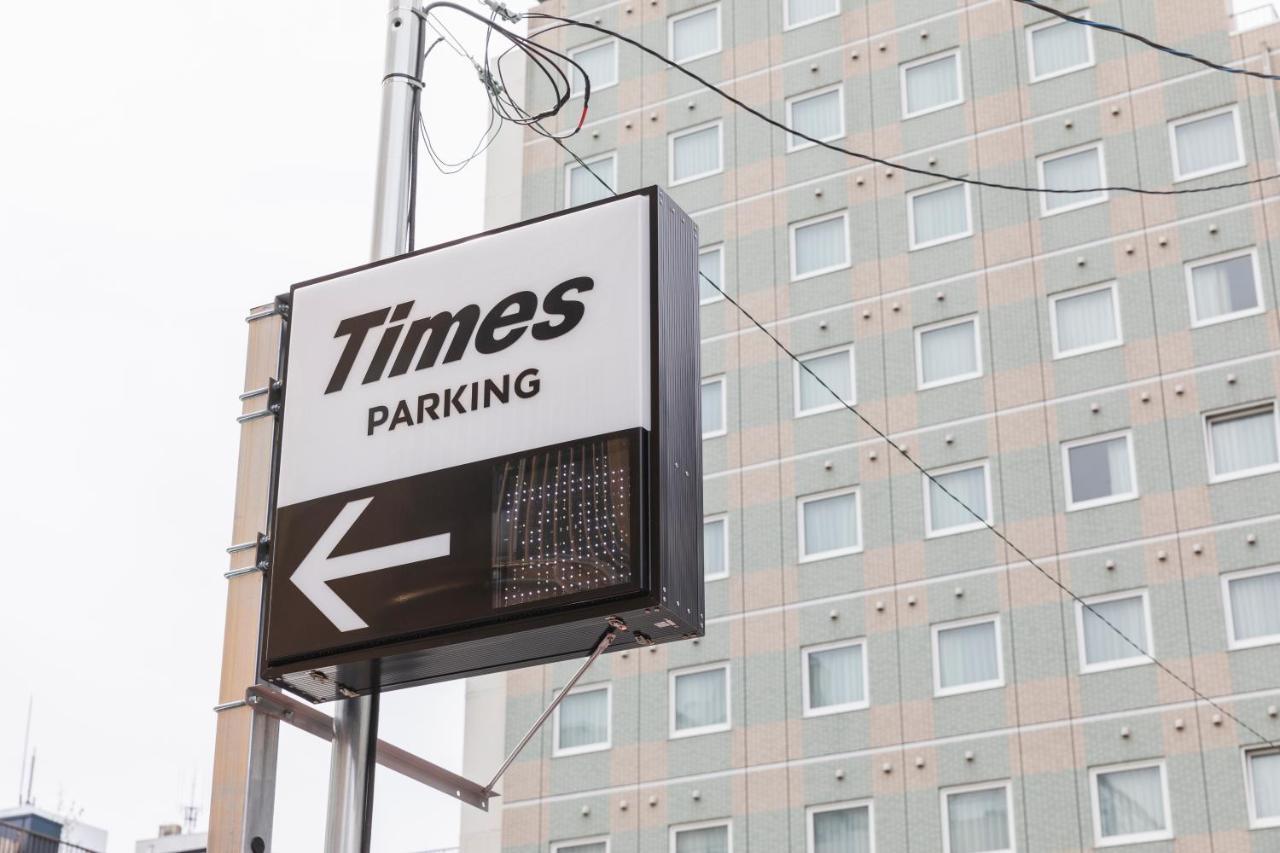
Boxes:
[277,196,652,508]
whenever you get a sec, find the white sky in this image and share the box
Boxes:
[0,2,518,850]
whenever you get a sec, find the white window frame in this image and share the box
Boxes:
[699,244,725,305]
[1222,565,1280,650]
[701,375,727,439]
[567,37,618,97]
[923,460,992,538]
[564,151,617,208]
[940,780,1014,853]
[703,513,730,581]
[932,615,1005,697]
[789,210,851,281]
[797,486,863,562]
[552,837,611,853]
[785,83,846,152]
[668,119,724,186]
[669,819,732,853]
[784,0,841,31]
[667,3,722,64]
[1244,746,1280,829]
[1168,104,1246,182]
[794,344,856,417]
[1074,589,1154,674]
[806,799,874,853]
[1204,402,1280,483]
[914,315,983,390]
[1048,280,1123,359]
[551,682,613,757]
[668,662,731,739]
[1037,142,1109,217]
[801,638,868,716]
[1184,247,1266,327]
[907,181,973,250]
[899,48,964,119]
[1062,429,1139,511]
[1026,10,1095,82]
[1089,759,1173,847]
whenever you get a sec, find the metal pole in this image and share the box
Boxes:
[324,4,423,851]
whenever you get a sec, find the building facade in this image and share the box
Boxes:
[462,0,1280,850]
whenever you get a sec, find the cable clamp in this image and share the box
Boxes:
[383,71,425,90]
[475,64,504,98]
[479,0,519,24]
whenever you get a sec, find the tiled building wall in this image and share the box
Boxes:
[486,0,1280,849]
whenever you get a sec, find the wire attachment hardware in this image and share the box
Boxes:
[477,0,519,23]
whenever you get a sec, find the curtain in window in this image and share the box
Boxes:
[1030,19,1090,77]
[1097,766,1166,838]
[1250,751,1280,820]
[803,492,858,555]
[569,158,615,206]
[699,248,722,301]
[1067,436,1132,504]
[557,688,608,749]
[1175,111,1240,176]
[1081,595,1147,666]
[813,806,871,853]
[1229,571,1280,642]
[1042,147,1104,211]
[558,843,607,853]
[808,644,864,708]
[946,787,1010,853]
[571,42,615,94]
[937,621,999,689]
[703,518,726,577]
[1054,286,1117,353]
[790,89,842,147]
[674,668,727,730]
[929,465,987,532]
[673,125,721,182]
[794,216,847,277]
[799,350,853,411]
[919,320,977,385]
[912,184,968,246]
[787,0,838,26]
[674,825,729,853]
[1191,254,1259,319]
[1211,408,1278,476]
[904,54,959,115]
[672,8,719,62]
[701,380,724,434]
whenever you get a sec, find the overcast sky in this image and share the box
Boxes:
[0,2,518,850]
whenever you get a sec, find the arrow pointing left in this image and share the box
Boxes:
[290,496,451,632]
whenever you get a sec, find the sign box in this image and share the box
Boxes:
[260,187,703,702]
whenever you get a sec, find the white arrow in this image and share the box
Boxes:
[290,496,451,632]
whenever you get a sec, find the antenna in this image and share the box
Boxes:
[16,696,31,806]
[24,749,36,806]
[182,772,200,834]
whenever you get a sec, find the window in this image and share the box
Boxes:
[699,245,724,304]
[795,346,855,416]
[807,801,872,853]
[786,85,845,150]
[553,684,611,756]
[933,617,1003,696]
[552,838,609,853]
[1050,282,1122,358]
[670,121,723,185]
[670,664,730,738]
[901,50,963,117]
[1170,105,1245,181]
[1027,12,1094,80]
[1223,566,1280,649]
[566,152,616,206]
[798,488,862,561]
[916,316,982,389]
[1038,144,1107,215]
[925,461,990,537]
[1063,431,1137,510]
[701,376,726,438]
[941,783,1013,853]
[1186,249,1264,326]
[1246,748,1280,828]
[802,640,867,715]
[1076,590,1152,673]
[568,39,617,96]
[908,182,972,249]
[669,4,720,63]
[790,212,850,280]
[671,820,731,853]
[786,0,839,30]
[703,515,729,580]
[1090,761,1172,845]
[1206,404,1280,481]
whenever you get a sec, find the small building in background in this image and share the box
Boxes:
[0,806,108,852]
[134,824,207,853]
